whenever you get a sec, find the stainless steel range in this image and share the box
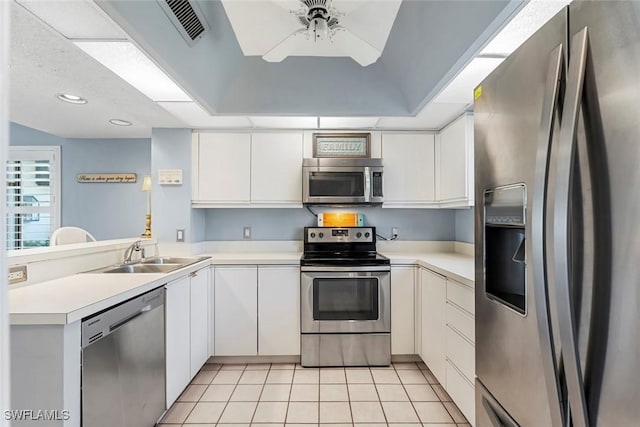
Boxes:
[300,226,391,367]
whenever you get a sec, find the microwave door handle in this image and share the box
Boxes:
[364,167,371,202]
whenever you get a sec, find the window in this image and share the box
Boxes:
[6,147,60,249]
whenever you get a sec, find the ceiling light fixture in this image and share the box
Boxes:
[56,93,87,104]
[74,41,192,102]
[109,119,132,126]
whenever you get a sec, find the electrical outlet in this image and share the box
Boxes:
[176,229,185,242]
[243,226,251,240]
[392,227,399,237]
[9,265,27,284]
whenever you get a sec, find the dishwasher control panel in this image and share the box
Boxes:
[81,286,164,348]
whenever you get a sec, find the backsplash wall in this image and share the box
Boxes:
[455,208,475,243]
[205,207,459,241]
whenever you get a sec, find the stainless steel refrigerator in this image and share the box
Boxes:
[474,1,640,426]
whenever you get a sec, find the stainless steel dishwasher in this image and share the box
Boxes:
[81,287,165,427]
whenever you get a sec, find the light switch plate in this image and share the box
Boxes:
[243,226,251,240]
[176,229,185,242]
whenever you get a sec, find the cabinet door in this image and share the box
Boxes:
[258,266,300,355]
[420,268,447,384]
[382,133,436,204]
[251,133,303,204]
[391,266,415,355]
[196,133,251,203]
[165,276,191,407]
[190,268,209,377]
[437,114,473,203]
[208,267,215,356]
[214,266,258,356]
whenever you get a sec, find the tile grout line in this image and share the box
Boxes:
[248,363,270,424]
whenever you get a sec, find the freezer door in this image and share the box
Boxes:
[474,8,567,427]
[558,2,640,425]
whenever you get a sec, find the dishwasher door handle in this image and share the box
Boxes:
[109,304,152,332]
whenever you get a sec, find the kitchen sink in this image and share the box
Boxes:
[100,264,181,274]
[140,257,198,265]
[84,256,210,274]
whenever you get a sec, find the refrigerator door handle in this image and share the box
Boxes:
[553,26,591,427]
[531,43,566,427]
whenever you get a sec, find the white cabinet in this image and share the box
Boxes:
[194,133,251,205]
[190,268,210,377]
[166,267,211,407]
[165,275,191,407]
[381,133,436,207]
[419,267,447,385]
[436,113,474,207]
[391,266,415,355]
[214,266,258,356]
[193,132,303,207]
[258,266,300,355]
[251,133,303,205]
[213,265,301,356]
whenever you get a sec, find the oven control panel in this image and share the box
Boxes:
[306,227,375,243]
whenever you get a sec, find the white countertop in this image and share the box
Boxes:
[10,248,474,326]
[207,252,302,265]
[9,259,210,325]
[382,251,475,287]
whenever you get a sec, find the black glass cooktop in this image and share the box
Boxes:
[300,251,390,267]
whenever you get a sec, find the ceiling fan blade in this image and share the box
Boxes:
[271,0,306,13]
[332,27,381,66]
[263,29,308,63]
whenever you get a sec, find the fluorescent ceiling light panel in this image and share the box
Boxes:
[158,102,253,128]
[377,103,468,130]
[249,116,318,128]
[74,41,192,102]
[16,0,127,40]
[434,57,505,104]
[319,117,380,129]
[481,0,572,56]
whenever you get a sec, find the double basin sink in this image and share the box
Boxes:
[87,256,210,274]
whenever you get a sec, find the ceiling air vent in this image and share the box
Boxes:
[157,0,209,47]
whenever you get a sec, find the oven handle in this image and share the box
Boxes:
[300,266,391,272]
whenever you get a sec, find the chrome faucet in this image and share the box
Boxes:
[123,240,145,263]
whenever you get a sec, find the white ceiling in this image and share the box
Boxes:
[7,0,571,138]
[220,0,401,58]
[9,1,186,138]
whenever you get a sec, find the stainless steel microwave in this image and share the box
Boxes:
[302,158,383,205]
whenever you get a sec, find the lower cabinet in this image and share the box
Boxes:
[214,266,258,356]
[258,266,300,355]
[391,266,416,354]
[165,266,211,408]
[416,267,476,426]
[419,268,447,385]
[214,265,300,356]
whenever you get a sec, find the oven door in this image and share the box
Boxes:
[301,268,390,334]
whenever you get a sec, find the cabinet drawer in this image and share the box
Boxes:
[446,360,475,425]
[445,325,475,382]
[446,279,474,315]
[446,302,475,343]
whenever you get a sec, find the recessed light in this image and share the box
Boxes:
[109,119,132,126]
[56,93,87,104]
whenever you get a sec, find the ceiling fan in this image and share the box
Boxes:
[263,0,381,66]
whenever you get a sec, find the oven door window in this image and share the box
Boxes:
[308,172,364,197]
[313,277,379,320]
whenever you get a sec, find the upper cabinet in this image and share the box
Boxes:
[381,133,437,207]
[192,118,473,209]
[193,133,251,205]
[193,132,303,208]
[251,133,303,206]
[436,113,474,207]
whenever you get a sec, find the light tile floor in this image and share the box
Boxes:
[158,362,470,427]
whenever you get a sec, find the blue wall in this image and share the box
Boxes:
[455,208,475,243]
[205,207,458,241]
[10,123,151,240]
